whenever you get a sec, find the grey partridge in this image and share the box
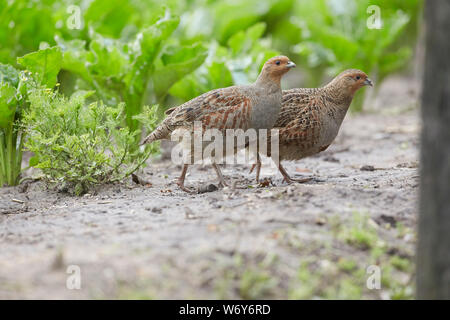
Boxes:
[142,56,296,192]
[250,69,373,183]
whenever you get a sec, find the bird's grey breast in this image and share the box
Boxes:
[319,100,348,147]
[250,87,282,130]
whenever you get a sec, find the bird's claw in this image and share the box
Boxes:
[282,176,314,184]
[177,181,198,194]
[218,181,229,189]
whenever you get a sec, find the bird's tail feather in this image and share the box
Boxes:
[140,123,170,146]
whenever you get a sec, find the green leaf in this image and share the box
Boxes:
[17,46,62,88]
[212,0,269,43]
[55,37,94,82]
[246,22,267,41]
[124,10,179,131]
[29,156,39,168]
[125,12,180,95]
[227,31,247,54]
[169,60,233,102]
[70,90,96,101]
[152,42,208,100]
[227,22,267,54]
[380,11,410,51]
[84,0,135,37]
[309,24,359,62]
[88,34,129,79]
[378,48,412,78]
[0,64,20,87]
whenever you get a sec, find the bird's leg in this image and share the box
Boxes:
[212,163,230,188]
[249,153,262,183]
[177,164,197,194]
[278,162,312,184]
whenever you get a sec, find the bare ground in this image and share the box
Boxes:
[0,77,420,300]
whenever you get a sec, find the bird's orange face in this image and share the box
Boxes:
[262,56,296,79]
[340,70,373,95]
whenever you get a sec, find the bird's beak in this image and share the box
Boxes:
[364,78,373,87]
[286,61,296,68]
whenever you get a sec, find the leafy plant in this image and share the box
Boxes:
[0,46,61,186]
[23,89,156,195]
[0,0,173,65]
[289,0,422,111]
[0,64,22,186]
[0,0,60,65]
[169,22,279,102]
[55,8,208,142]
[338,211,380,250]
[176,0,294,45]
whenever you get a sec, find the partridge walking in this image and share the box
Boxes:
[142,56,296,192]
[250,69,373,183]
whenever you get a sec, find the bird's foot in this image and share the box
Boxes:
[218,180,229,189]
[177,181,197,194]
[282,176,314,184]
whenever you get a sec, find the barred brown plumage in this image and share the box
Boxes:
[250,69,373,183]
[141,56,296,193]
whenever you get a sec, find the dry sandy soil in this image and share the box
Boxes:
[0,76,420,299]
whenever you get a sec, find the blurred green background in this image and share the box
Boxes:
[0,0,423,113]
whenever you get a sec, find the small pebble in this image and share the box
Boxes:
[360,165,375,171]
[197,183,218,194]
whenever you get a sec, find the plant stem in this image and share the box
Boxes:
[0,131,6,186]
[0,122,23,186]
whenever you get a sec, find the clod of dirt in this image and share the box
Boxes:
[197,183,218,194]
[258,178,273,188]
[1,207,26,215]
[51,250,65,270]
[396,161,419,168]
[151,207,163,214]
[376,214,397,227]
[386,247,412,259]
[131,173,152,187]
[18,183,30,193]
[323,156,340,163]
[315,217,327,226]
[360,165,376,171]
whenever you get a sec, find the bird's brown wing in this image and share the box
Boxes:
[275,88,320,127]
[168,86,252,131]
[259,92,323,157]
[275,93,323,146]
[142,86,252,144]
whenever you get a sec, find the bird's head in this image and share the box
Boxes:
[331,69,373,96]
[258,56,296,83]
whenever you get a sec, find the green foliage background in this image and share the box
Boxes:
[1,0,422,106]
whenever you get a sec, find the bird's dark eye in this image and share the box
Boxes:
[275,60,281,65]
[356,75,361,80]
